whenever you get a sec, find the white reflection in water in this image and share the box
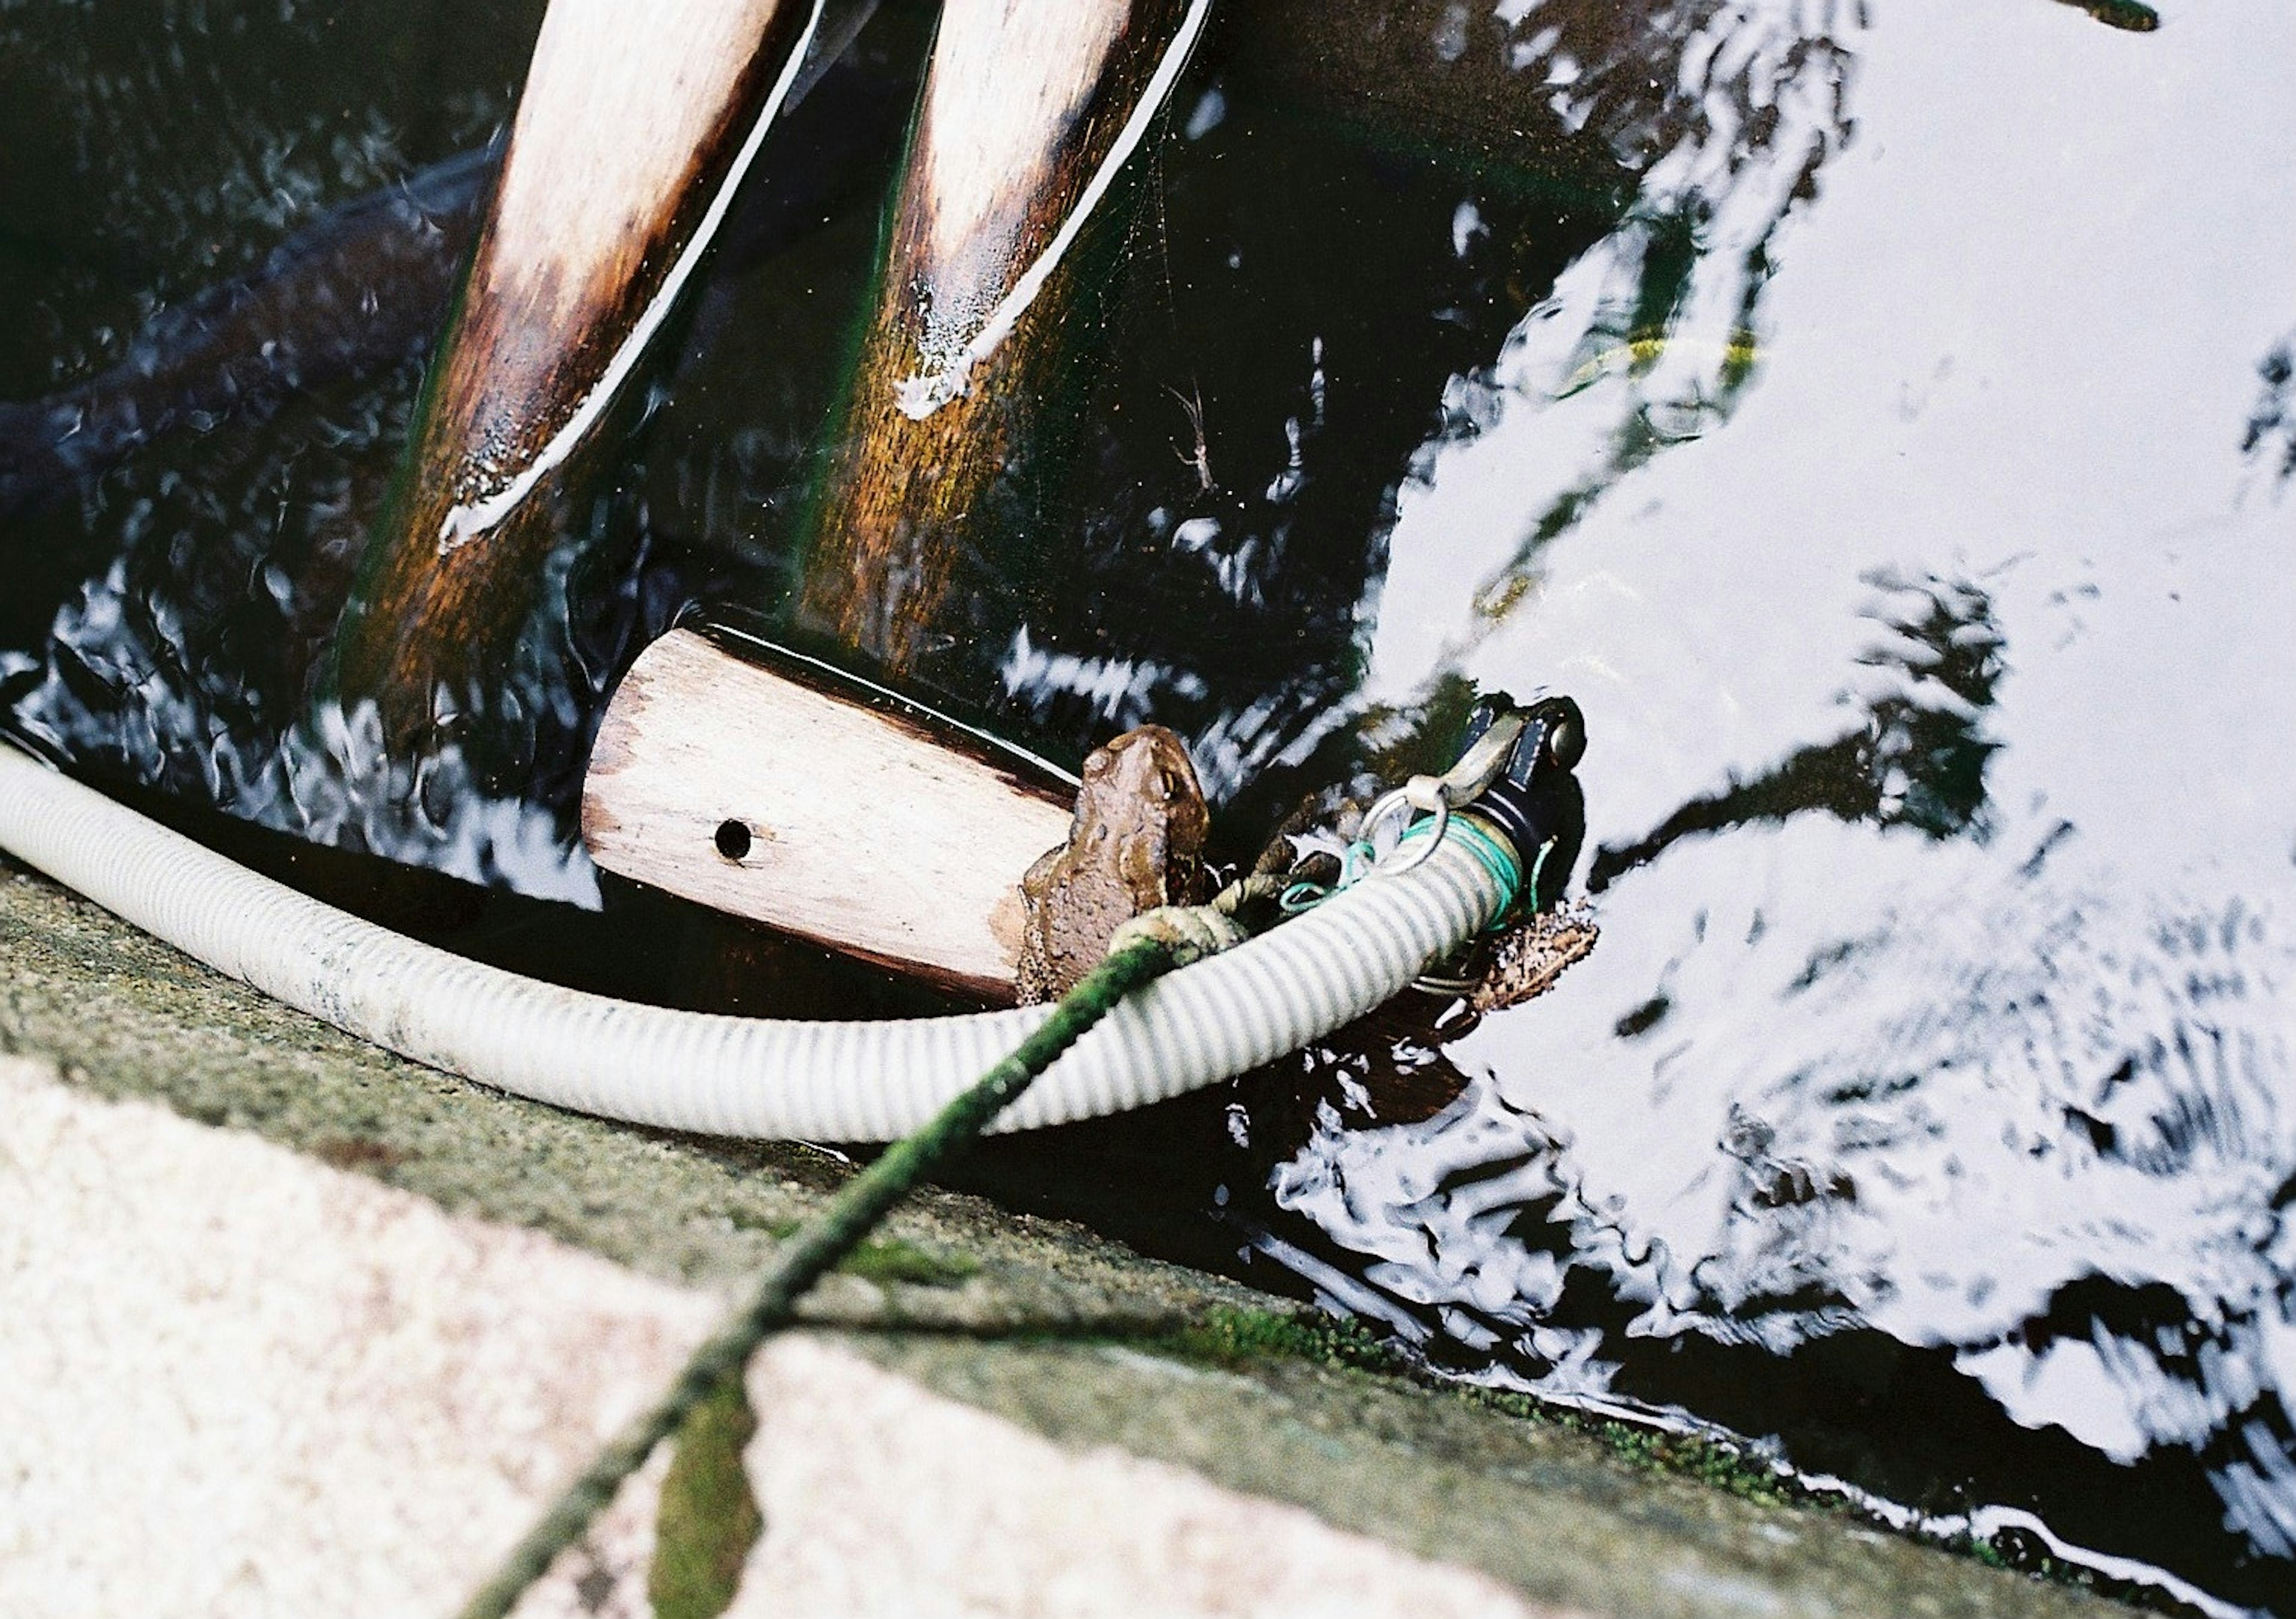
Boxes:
[1280,0,2296,1594]
[10,556,601,908]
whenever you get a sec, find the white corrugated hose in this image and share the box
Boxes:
[0,740,1506,1141]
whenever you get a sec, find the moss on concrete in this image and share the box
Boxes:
[649,1373,764,1619]
[1483,1397,1803,1511]
[1161,1303,1406,1376]
[839,1237,981,1288]
[1173,1302,1806,1510]
[0,862,1250,1333]
[1150,1307,1852,1522]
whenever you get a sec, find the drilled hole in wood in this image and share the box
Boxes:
[714,820,753,862]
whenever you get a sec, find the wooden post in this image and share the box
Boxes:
[582,624,1075,1000]
[325,0,823,766]
[795,0,1210,677]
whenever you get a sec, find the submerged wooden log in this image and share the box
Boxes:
[582,624,1074,1000]
[795,0,1209,677]
[325,0,825,765]
[0,149,493,529]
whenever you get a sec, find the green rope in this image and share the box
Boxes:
[1399,814,1521,921]
[453,936,1176,1619]
[1280,812,1525,930]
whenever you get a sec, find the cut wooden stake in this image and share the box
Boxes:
[327,0,822,762]
[582,627,1074,1001]
[796,0,1207,676]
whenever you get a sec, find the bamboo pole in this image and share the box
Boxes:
[325,0,823,765]
[795,0,1209,677]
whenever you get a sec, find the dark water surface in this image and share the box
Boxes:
[5,1,2294,1612]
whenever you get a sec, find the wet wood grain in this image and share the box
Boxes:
[796,0,1199,677]
[582,627,1073,1000]
[328,0,814,760]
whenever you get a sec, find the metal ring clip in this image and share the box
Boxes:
[1360,711,1525,875]
[1363,789,1448,873]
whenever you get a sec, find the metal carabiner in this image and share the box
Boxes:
[1361,786,1449,873]
[1360,711,1526,875]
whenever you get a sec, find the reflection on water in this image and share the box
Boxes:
[1454,0,1861,631]
[2246,331,2296,487]
[4,0,2294,1612]
[1242,0,2296,1611]
[1588,569,2005,882]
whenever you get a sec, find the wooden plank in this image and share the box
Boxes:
[581,628,1074,1001]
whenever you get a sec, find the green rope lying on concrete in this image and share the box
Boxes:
[454,936,1176,1619]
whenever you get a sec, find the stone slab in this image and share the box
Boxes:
[1,1053,1545,1617]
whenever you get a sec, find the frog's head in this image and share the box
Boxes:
[1081,725,1210,854]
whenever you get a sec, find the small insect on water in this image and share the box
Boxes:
[1169,382,1215,496]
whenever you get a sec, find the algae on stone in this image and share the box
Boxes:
[648,1373,764,1619]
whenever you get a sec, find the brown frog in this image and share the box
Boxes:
[1013,725,1211,1004]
